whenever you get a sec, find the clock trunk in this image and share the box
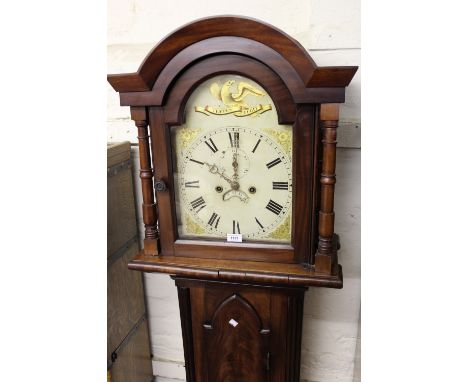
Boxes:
[176,278,305,382]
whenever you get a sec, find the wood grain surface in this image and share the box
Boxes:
[175,278,306,382]
[130,250,343,289]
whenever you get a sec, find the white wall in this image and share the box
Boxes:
[108,1,361,381]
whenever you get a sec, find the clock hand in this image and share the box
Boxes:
[232,148,239,182]
[222,150,249,202]
[204,162,239,190]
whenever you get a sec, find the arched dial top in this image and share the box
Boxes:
[171,74,293,244]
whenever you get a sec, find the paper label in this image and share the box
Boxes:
[229,319,239,327]
[227,233,242,242]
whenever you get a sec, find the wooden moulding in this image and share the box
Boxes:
[107,16,357,93]
[116,37,354,107]
[129,251,343,289]
[315,103,340,275]
[129,54,297,123]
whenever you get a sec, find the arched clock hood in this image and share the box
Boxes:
[108,15,357,102]
[108,15,358,289]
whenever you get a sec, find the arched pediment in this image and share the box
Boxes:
[107,15,357,94]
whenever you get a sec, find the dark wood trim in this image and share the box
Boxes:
[285,293,304,382]
[150,54,318,264]
[131,54,296,124]
[173,240,294,263]
[129,251,343,289]
[310,107,322,264]
[173,277,306,292]
[176,285,196,382]
[148,107,175,256]
[107,16,357,93]
[131,106,159,254]
[108,15,315,92]
[116,37,351,106]
[314,104,339,274]
[292,105,316,264]
[308,67,358,87]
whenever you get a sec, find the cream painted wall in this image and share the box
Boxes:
[108,1,361,381]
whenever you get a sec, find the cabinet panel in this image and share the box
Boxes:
[203,294,269,382]
[175,278,305,382]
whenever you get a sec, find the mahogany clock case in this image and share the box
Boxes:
[146,55,314,264]
[107,16,357,287]
[108,15,357,382]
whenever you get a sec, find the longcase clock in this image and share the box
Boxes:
[108,15,357,382]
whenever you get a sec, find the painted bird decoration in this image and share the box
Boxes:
[210,80,266,109]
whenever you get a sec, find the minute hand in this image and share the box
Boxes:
[203,162,237,187]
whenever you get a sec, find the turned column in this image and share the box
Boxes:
[131,106,159,255]
[315,104,339,274]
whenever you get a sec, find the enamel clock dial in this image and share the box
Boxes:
[171,74,293,244]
